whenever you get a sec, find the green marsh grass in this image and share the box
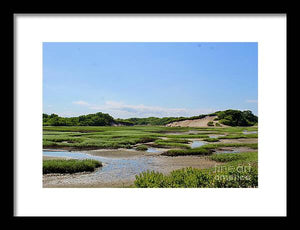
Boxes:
[164,134,210,139]
[134,166,258,188]
[209,153,245,162]
[202,138,220,142]
[161,142,257,156]
[161,148,212,156]
[43,159,102,174]
[201,142,258,150]
[136,145,148,151]
[134,151,258,188]
[218,134,258,139]
[151,141,191,149]
[43,126,257,151]
[209,151,257,163]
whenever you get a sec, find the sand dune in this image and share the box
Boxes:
[166,115,225,127]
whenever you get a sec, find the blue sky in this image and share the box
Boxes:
[43,42,257,118]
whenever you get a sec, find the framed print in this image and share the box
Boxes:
[13,13,287,217]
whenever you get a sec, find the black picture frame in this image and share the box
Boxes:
[9,8,291,221]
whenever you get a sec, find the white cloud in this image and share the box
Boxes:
[72,100,90,106]
[246,99,258,103]
[76,100,215,118]
[59,112,81,117]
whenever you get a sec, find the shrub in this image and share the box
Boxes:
[43,112,114,126]
[216,110,257,126]
[167,168,213,188]
[215,122,221,127]
[134,166,258,188]
[134,170,167,188]
[207,121,214,126]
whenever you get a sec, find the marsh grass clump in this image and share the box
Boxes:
[138,136,158,143]
[212,151,258,164]
[151,140,191,149]
[161,142,258,157]
[209,153,245,162]
[203,138,220,142]
[136,145,148,151]
[158,138,190,144]
[201,142,258,150]
[165,134,210,139]
[161,148,213,156]
[43,159,102,174]
[218,134,258,139]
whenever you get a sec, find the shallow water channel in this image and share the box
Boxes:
[242,130,258,135]
[146,148,161,153]
[43,136,250,186]
[190,140,206,148]
[43,150,161,185]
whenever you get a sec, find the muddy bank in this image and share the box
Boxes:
[85,149,142,158]
[219,138,258,144]
[154,155,221,173]
[214,146,255,154]
[43,156,68,160]
[43,146,116,151]
[165,130,218,135]
[44,177,134,188]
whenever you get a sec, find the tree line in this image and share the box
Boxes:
[43,109,257,127]
[214,110,258,126]
[43,112,114,126]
